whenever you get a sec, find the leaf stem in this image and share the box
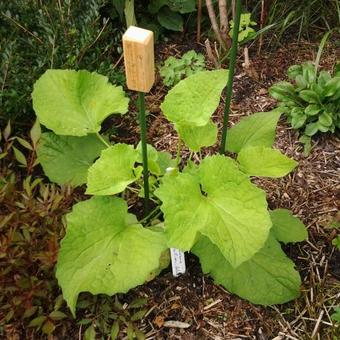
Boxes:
[219,0,242,154]
[96,132,110,148]
[139,206,160,225]
[188,151,194,161]
[176,138,182,167]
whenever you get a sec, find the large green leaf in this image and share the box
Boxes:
[237,146,297,178]
[86,144,139,195]
[37,132,105,186]
[149,0,196,14]
[270,209,307,244]
[157,7,183,31]
[155,155,271,267]
[161,70,228,126]
[192,234,301,305]
[226,111,281,153]
[32,70,129,136]
[176,120,218,151]
[56,196,167,315]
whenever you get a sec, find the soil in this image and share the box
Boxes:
[2,36,340,339]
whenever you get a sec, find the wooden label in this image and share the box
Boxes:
[123,26,154,93]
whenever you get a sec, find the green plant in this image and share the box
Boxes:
[159,50,205,87]
[77,296,148,339]
[331,307,340,322]
[113,0,197,38]
[332,236,340,249]
[31,68,307,316]
[269,61,340,153]
[229,13,257,42]
[146,0,196,32]
[263,0,340,45]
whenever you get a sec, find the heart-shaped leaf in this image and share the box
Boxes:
[32,70,129,136]
[192,233,302,305]
[56,196,167,315]
[161,70,228,126]
[86,144,139,195]
[37,132,105,186]
[226,111,281,153]
[237,146,297,178]
[155,155,271,267]
[176,120,218,151]
[270,209,307,244]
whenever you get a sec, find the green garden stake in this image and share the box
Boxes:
[220,0,242,154]
[123,26,155,213]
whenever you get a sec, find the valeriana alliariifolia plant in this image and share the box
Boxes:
[32,68,307,316]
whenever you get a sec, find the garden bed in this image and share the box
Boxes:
[1,39,339,339]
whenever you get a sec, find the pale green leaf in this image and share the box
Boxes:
[161,70,228,126]
[84,325,96,340]
[16,137,33,151]
[12,146,27,166]
[270,209,307,244]
[157,151,176,174]
[37,132,105,186]
[86,144,139,195]
[111,321,120,339]
[192,234,301,305]
[155,155,271,267]
[136,143,174,176]
[32,70,129,136]
[237,146,297,177]
[331,307,340,322]
[30,119,41,148]
[137,142,160,175]
[226,111,281,153]
[176,120,218,151]
[56,196,167,315]
[41,320,55,335]
[332,236,340,249]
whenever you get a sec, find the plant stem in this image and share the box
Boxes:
[219,0,242,154]
[96,132,110,148]
[138,92,150,214]
[176,138,182,167]
[139,206,160,225]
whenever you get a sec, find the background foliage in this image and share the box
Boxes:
[0,0,125,123]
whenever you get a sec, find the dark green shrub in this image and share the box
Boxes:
[0,0,125,124]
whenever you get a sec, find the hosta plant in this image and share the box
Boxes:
[269,61,340,153]
[32,68,307,316]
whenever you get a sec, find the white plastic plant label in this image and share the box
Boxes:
[170,248,186,277]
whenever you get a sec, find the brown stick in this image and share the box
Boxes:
[205,0,225,48]
[197,0,202,43]
[257,0,265,55]
[219,0,229,42]
[204,38,219,68]
[231,0,236,20]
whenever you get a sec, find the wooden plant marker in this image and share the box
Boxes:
[123,26,154,214]
[123,26,154,93]
[123,27,186,277]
